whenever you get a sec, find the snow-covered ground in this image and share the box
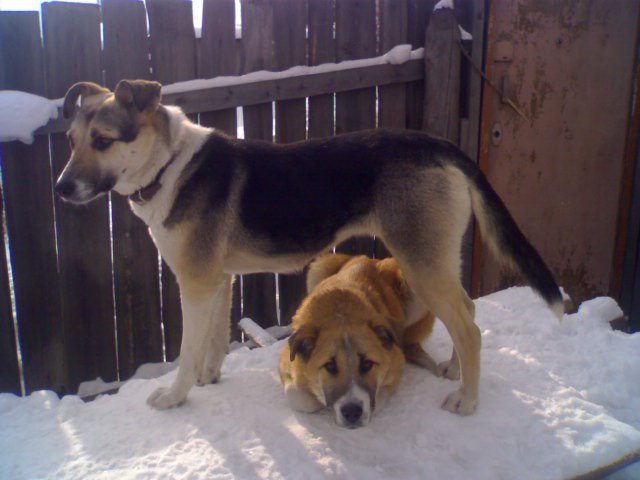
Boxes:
[1,287,639,480]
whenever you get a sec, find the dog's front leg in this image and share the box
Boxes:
[197,275,232,385]
[147,274,229,409]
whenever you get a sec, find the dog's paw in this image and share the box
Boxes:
[147,386,187,410]
[441,389,477,415]
[196,367,221,386]
[437,359,460,380]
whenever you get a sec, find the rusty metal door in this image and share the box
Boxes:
[474,0,640,307]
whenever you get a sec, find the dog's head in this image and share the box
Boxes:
[289,301,404,429]
[55,79,170,204]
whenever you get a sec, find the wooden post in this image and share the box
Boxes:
[43,2,117,394]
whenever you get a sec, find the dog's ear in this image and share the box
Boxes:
[371,324,400,350]
[115,79,162,113]
[63,82,109,119]
[289,324,318,362]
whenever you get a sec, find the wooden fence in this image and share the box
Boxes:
[0,0,484,397]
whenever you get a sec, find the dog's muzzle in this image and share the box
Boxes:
[54,177,77,200]
[333,384,372,428]
[340,402,364,428]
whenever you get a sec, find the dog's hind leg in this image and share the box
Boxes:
[147,272,228,409]
[398,265,480,415]
[197,275,232,385]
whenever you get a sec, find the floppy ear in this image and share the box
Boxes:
[63,82,110,119]
[115,79,162,113]
[372,324,400,350]
[288,324,318,362]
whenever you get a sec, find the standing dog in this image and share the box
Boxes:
[55,79,563,415]
[279,254,437,428]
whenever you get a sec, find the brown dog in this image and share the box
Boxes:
[279,254,438,428]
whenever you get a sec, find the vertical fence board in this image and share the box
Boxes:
[0,188,19,395]
[273,0,308,325]
[0,11,55,395]
[335,0,376,256]
[43,2,117,394]
[103,0,164,379]
[379,0,408,129]
[308,0,334,139]
[406,0,435,130]
[199,0,238,135]
[240,0,279,329]
[423,9,461,142]
[147,0,198,360]
[376,0,409,259]
[199,0,243,339]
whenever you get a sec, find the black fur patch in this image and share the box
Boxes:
[165,129,454,254]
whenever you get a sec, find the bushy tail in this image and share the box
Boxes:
[461,163,564,319]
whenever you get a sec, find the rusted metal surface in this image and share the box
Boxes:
[476,0,640,306]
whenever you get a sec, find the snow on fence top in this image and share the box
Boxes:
[0,45,423,145]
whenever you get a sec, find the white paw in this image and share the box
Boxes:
[440,388,477,415]
[196,366,221,386]
[147,386,187,410]
[437,359,460,380]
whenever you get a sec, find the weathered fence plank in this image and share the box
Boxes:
[406,0,435,130]
[308,0,334,139]
[147,0,198,361]
[334,0,376,256]
[274,0,308,325]
[0,11,56,395]
[199,0,238,135]
[103,0,164,379]
[423,8,461,142]
[240,0,279,328]
[375,0,409,259]
[43,2,117,394]
[198,0,242,339]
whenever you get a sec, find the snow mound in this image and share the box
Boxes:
[0,91,59,144]
[0,287,638,479]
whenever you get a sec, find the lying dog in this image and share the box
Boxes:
[55,79,563,415]
[279,254,437,428]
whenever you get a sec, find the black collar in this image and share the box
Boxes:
[129,154,178,205]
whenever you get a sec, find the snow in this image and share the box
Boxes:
[1,287,638,479]
[161,45,423,95]
[0,91,59,144]
[238,318,277,347]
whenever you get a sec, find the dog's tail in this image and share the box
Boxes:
[458,160,564,320]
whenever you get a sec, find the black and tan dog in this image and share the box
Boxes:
[280,254,437,428]
[55,79,563,415]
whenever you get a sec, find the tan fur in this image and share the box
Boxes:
[279,254,436,427]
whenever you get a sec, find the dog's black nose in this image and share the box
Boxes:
[55,179,75,198]
[341,403,363,425]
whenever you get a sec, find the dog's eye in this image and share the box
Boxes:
[360,358,376,374]
[323,359,338,375]
[93,136,115,151]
